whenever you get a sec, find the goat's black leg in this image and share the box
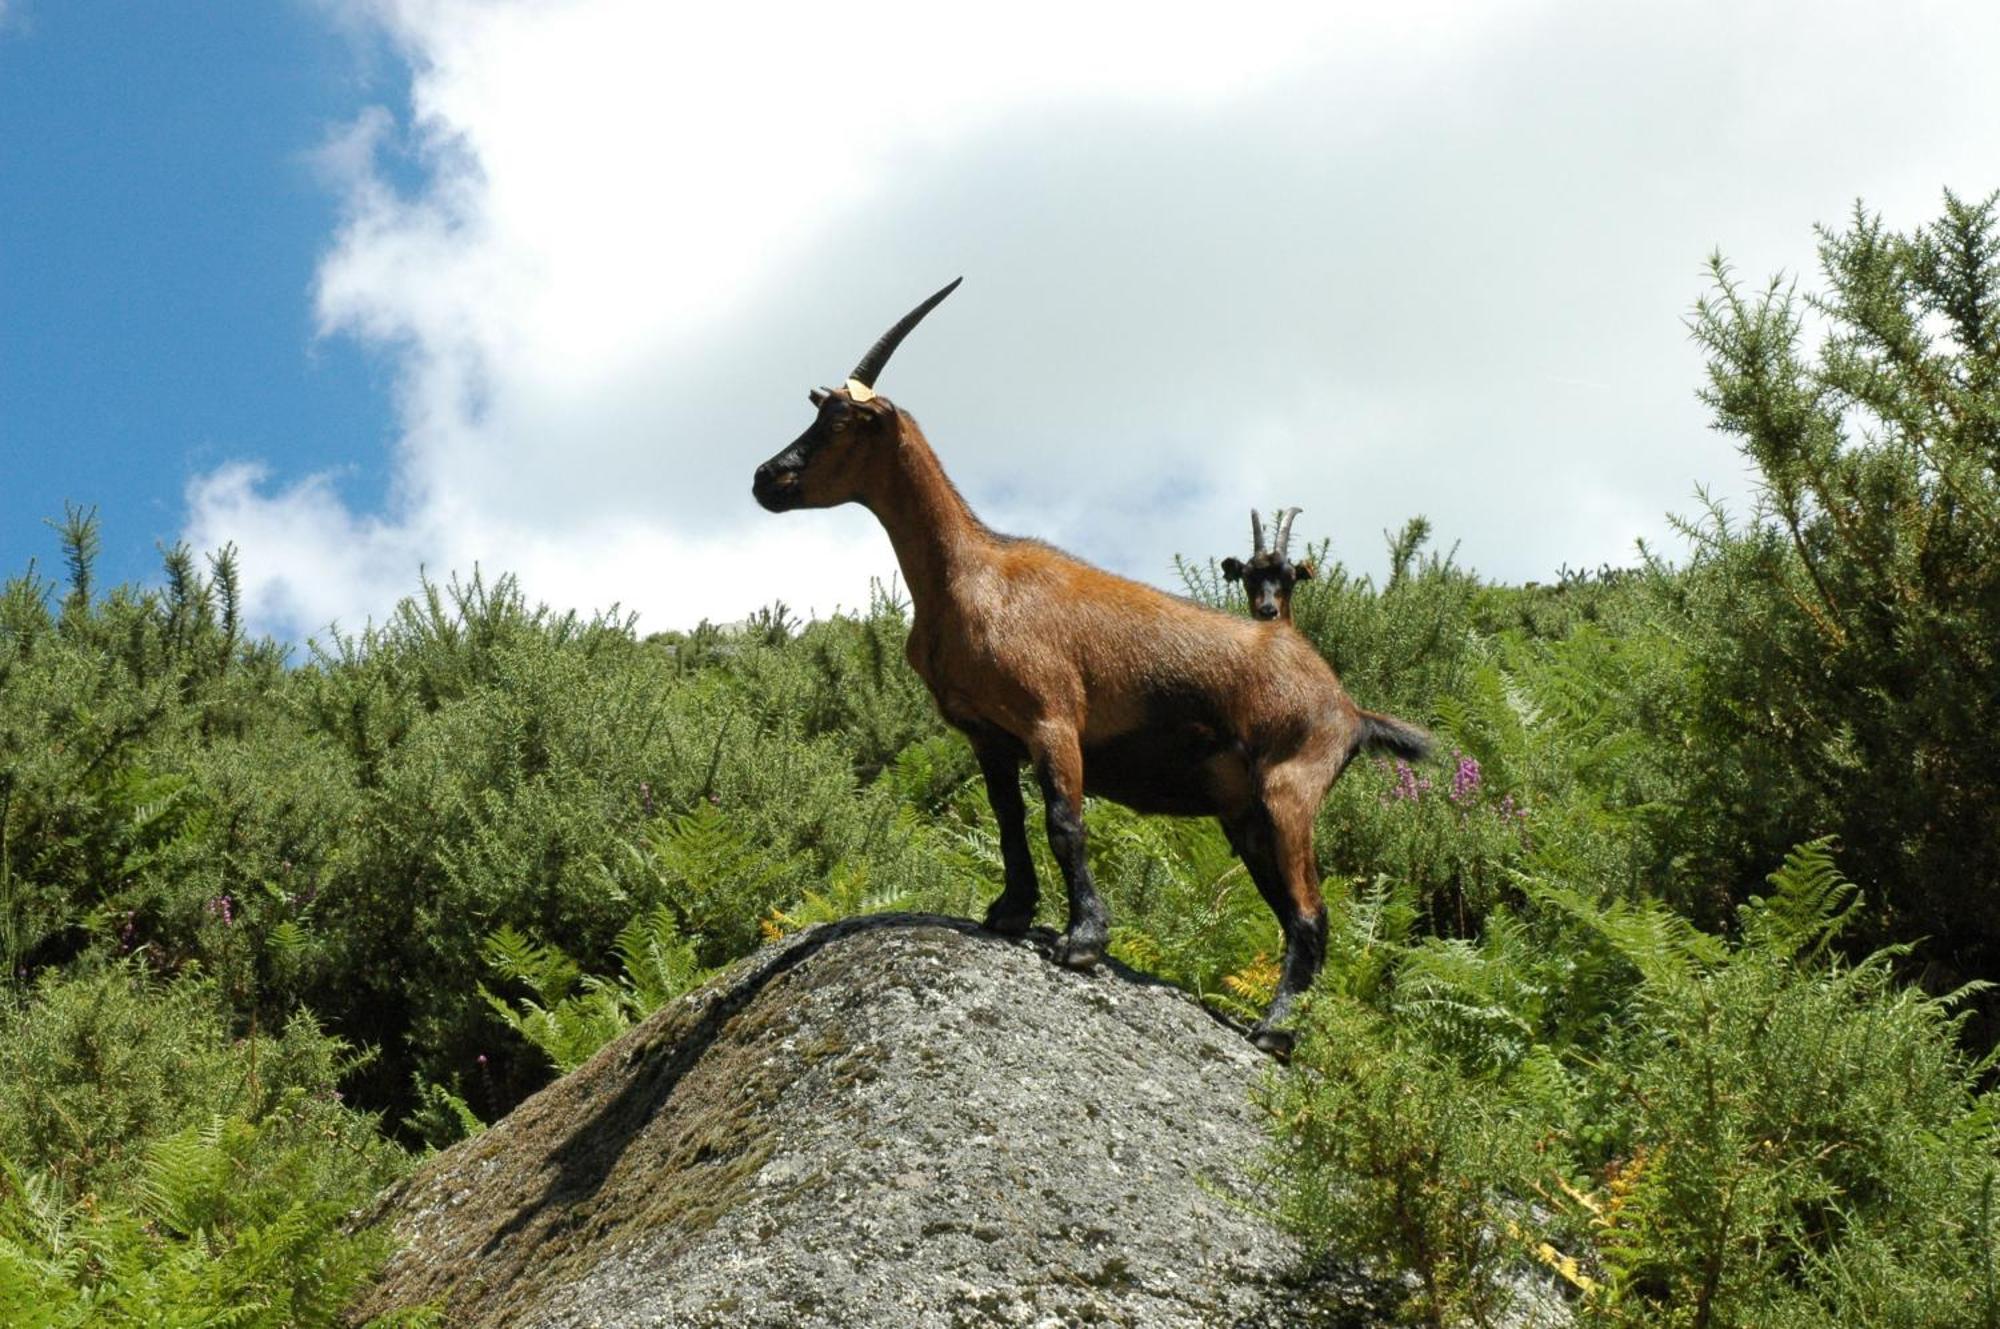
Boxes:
[1222,803,1326,1057]
[1034,738,1109,969]
[973,736,1039,936]
[1257,905,1327,1056]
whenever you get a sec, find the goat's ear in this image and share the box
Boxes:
[1221,557,1244,582]
[1293,559,1315,582]
[809,387,831,407]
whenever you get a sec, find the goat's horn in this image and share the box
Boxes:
[846,277,963,398]
[1276,507,1303,556]
[1251,509,1267,555]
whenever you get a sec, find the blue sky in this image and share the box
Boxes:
[0,1,396,591]
[5,2,1999,640]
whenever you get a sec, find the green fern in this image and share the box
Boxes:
[481,906,715,1076]
[636,800,808,959]
[141,1115,246,1238]
[478,976,625,1078]
[1320,873,1420,1005]
[0,1102,407,1328]
[609,905,709,1011]
[1088,805,1274,1004]
[1393,912,1548,1076]
[764,860,918,937]
[479,925,582,1007]
[1533,879,1726,998]
[1736,835,1862,962]
[403,1077,486,1149]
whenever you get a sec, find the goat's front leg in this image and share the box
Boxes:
[972,734,1039,936]
[1032,727,1109,969]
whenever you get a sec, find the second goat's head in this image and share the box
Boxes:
[1221,507,1314,622]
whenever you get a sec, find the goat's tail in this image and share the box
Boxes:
[1354,707,1432,763]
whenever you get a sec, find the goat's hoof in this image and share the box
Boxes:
[982,905,1033,937]
[1250,1026,1295,1061]
[1052,933,1104,970]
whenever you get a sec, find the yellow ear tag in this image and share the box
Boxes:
[845,378,876,402]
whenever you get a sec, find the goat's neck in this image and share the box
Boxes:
[862,418,984,617]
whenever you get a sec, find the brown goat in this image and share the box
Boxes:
[1221,507,1316,623]
[751,280,1430,1052]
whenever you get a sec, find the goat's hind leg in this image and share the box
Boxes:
[973,734,1039,936]
[1032,728,1109,969]
[1223,792,1327,1058]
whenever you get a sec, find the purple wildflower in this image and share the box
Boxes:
[1389,761,1431,802]
[1449,752,1482,806]
[639,781,654,816]
[206,894,235,926]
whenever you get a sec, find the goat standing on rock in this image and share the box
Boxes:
[751,280,1430,1054]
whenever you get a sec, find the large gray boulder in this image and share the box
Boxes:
[349,913,1381,1327]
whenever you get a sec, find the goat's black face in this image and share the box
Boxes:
[1221,552,1314,621]
[752,388,890,512]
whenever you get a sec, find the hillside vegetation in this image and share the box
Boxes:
[3,196,1999,1327]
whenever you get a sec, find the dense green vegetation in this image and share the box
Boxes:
[3,195,1997,1325]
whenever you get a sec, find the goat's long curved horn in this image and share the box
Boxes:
[847,277,963,394]
[1276,507,1303,557]
[1251,509,1267,555]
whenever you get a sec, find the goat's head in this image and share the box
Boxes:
[1220,507,1314,621]
[753,278,961,512]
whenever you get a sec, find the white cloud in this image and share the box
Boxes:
[193,0,2000,639]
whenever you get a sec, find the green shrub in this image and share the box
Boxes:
[1666,191,2000,987]
[7,235,2000,1329]
[1270,994,1558,1328]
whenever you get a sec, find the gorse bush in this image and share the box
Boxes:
[0,510,284,984]
[1270,994,1554,1329]
[1665,190,2000,980]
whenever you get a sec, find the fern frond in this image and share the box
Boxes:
[611,904,708,1011]
[1737,836,1861,962]
[1534,881,1725,995]
[479,925,580,1004]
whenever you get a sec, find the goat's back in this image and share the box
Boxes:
[957,540,1353,737]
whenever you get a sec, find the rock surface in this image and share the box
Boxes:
[349,913,1384,1328]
